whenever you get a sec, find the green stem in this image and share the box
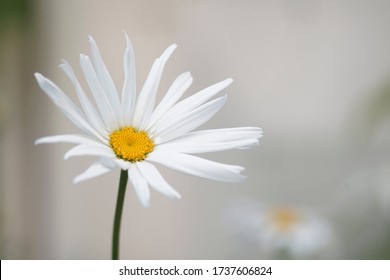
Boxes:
[112,169,128,260]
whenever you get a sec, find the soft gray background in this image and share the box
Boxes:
[1,0,390,259]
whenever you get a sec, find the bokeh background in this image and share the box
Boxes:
[1,0,390,259]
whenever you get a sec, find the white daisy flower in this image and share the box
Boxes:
[35,34,262,207]
[255,206,334,259]
[225,200,336,259]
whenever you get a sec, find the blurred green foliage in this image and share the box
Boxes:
[0,0,31,32]
[351,81,390,147]
[367,85,390,125]
[363,84,390,138]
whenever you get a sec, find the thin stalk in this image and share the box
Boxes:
[112,169,128,260]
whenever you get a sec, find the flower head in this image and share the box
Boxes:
[258,206,334,258]
[230,203,335,259]
[35,34,262,207]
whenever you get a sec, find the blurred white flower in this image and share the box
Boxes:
[35,34,262,207]
[255,206,334,259]
[226,201,335,259]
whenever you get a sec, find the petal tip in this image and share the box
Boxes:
[225,78,234,85]
[79,53,89,61]
[34,72,44,81]
[122,31,130,41]
[87,34,96,45]
[140,200,150,208]
[64,152,72,160]
[168,43,178,50]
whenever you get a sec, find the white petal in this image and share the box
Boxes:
[35,134,101,145]
[113,158,132,170]
[64,143,114,159]
[35,73,103,141]
[133,44,177,130]
[100,156,118,169]
[156,127,263,153]
[121,33,137,126]
[147,151,246,182]
[88,36,121,114]
[146,72,193,131]
[128,165,150,207]
[73,161,114,184]
[137,161,181,200]
[59,60,106,137]
[150,78,232,132]
[80,54,119,130]
[170,127,263,144]
[156,139,259,154]
[152,95,227,143]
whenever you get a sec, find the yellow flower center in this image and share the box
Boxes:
[109,127,154,162]
[269,208,299,232]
